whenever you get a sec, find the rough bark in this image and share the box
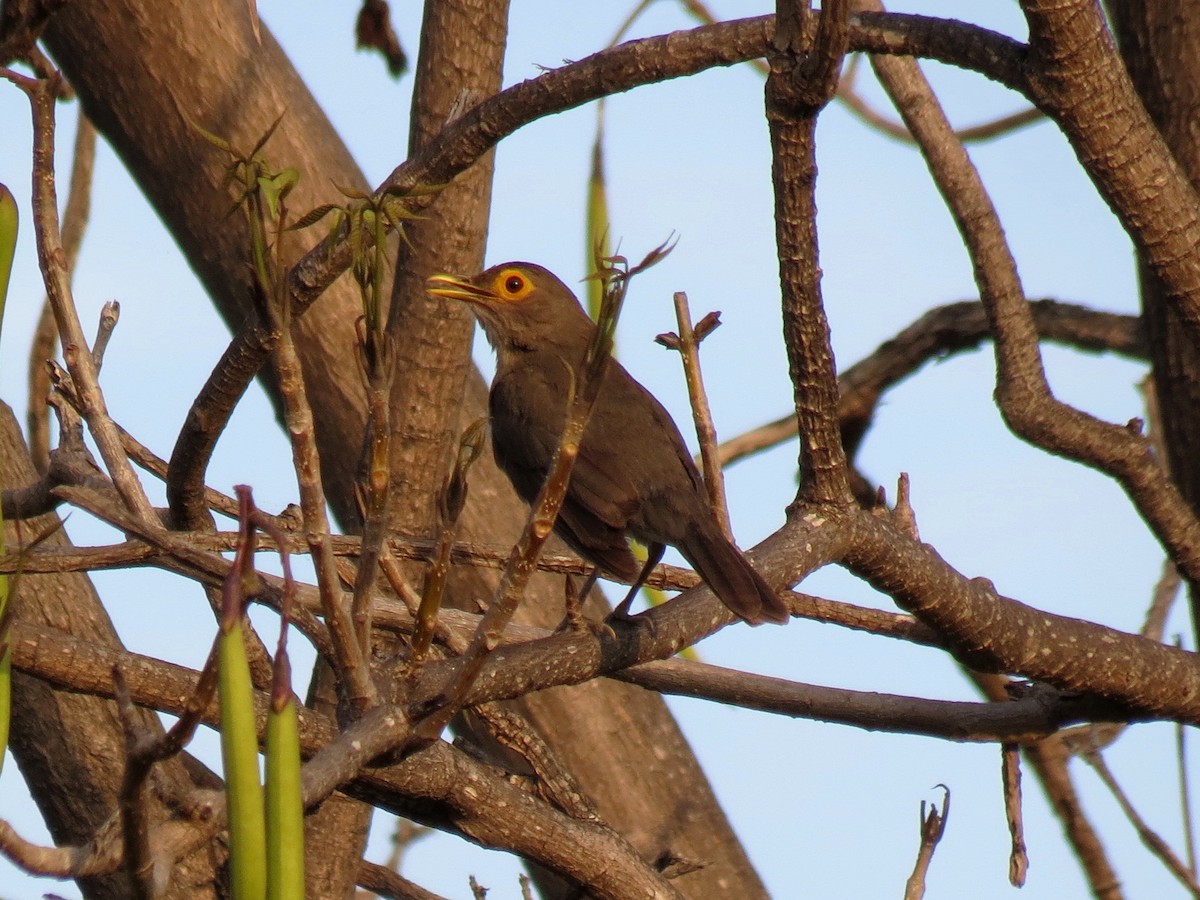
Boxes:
[1107,0,1200,637]
[384,0,507,532]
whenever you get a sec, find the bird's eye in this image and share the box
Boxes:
[494,268,534,302]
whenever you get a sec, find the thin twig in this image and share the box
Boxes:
[1002,743,1028,886]
[408,420,485,666]
[27,111,95,473]
[903,787,949,900]
[273,319,377,709]
[87,304,118,373]
[8,71,155,522]
[658,293,731,537]
[1083,748,1200,897]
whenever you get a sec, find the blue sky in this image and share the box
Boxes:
[0,2,1190,897]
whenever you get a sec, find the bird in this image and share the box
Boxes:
[426,262,790,626]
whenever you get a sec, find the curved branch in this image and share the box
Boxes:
[839,301,1145,462]
[1021,0,1200,336]
[166,322,276,529]
[287,12,1032,314]
[863,11,1200,595]
[718,299,1145,467]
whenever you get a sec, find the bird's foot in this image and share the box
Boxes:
[555,611,616,639]
[604,599,657,636]
[556,568,614,635]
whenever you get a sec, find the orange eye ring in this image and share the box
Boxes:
[494,268,534,302]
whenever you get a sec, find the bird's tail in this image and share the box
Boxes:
[682,524,790,626]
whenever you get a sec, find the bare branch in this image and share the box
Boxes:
[1082,747,1200,896]
[10,621,683,897]
[766,0,856,506]
[718,299,1145,469]
[663,295,732,537]
[1003,743,1028,887]
[6,72,156,522]
[847,512,1200,725]
[903,787,949,900]
[27,110,95,474]
[618,656,1127,742]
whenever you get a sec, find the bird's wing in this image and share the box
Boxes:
[490,357,641,531]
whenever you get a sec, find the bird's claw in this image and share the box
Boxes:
[555,611,616,639]
[604,604,657,636]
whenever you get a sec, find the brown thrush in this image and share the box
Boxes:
[426,262,789,626]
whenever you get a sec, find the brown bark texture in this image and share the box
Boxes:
[1108,0,1200,636]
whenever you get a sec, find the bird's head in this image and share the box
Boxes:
[426,262,593,355]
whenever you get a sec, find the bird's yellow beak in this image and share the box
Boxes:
[426,273,496,305]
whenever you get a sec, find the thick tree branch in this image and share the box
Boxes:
[1021,0,1200,336]
[717,298,1146,470]
[845,511,1200,725]
[765,0,855,506]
